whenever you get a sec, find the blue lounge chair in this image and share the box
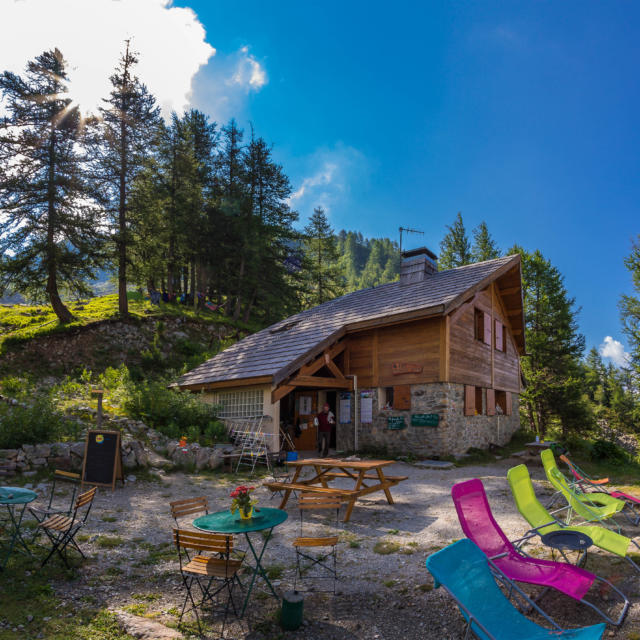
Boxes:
[425,539,606,640]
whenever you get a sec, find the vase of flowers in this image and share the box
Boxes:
[230,485,258,520]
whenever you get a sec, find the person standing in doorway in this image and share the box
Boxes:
[316,403,335,457]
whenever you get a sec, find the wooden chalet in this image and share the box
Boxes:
[175,248,525,457]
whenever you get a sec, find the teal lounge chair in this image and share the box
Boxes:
[426,539,606,640]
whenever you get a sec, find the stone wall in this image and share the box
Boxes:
[336,383,520,457]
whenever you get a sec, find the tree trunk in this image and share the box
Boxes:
[182,265,189,296]
[118,118,128,316]
[46,122,72,323]
[233,254,245,321]
[191,259,198,308]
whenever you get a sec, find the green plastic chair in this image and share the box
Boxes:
[541,449,625,528]
[426,539,606,640]
[507,464,640,573]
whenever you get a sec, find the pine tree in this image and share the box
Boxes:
[91,40,161,316]
[303,207,343,306]
[511,245,588,438]
[0,49,105,322]
[439,212,472,269]
[620,237,640,378]
[471,221,501,262]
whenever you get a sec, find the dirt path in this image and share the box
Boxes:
[27,459,640,639]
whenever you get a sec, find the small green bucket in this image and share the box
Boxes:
[280,590,304,630]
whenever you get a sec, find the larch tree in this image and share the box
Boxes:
[620,237,640,379]
[0,49,105,323]
[511,245,588,438]
[91,40,160,316]
[471,221,501,262]
[439,212,472,269]
[303,207,343,306]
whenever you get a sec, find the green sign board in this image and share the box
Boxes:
[387,416,407,430]
[411,413,439,427]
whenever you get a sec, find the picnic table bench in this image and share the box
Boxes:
[264,458,407,522]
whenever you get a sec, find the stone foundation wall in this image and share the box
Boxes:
[336,383,520,457]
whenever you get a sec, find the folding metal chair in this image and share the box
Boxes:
[29,470,81,543]
[293,492,342,593]
[173,528,242,637]
[38,486,97,568]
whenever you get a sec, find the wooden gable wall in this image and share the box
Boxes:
[344,285,520,393]
[345,317,441,388]
[448,284,520,393]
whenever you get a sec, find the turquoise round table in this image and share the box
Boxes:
[0,486,37,570]
[193,507,288,617]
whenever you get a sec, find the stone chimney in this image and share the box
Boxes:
[400,247,438,285]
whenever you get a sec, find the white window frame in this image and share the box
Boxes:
[212,389,264,418]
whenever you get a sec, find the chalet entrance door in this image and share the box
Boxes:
[294,390,318,451]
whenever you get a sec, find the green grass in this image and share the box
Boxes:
[0,293,244,349]
[373,540,402,555]
[264,564,285,580]
[0,556,136,640]
[94,536,124,549]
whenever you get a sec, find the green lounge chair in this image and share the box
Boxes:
[426,539,606,640]
[507,464,640,573]
[541,449,626,529]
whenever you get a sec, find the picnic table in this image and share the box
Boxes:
[264,458,407,522]
[0,486,37,570]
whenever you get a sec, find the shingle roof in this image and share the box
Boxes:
[176,255,519,388]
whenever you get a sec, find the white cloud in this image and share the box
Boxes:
[230,46,267,91]
[287,144,368,218]
[599,336,631,368]
[0,0,215,118]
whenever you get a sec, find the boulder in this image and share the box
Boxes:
[113,611,183,639]
[35,444,51,458]
[0,449,18,460]
[166,442,178,457]
[31,458,47,467]
[172,448,195,468]
[195,447,213,471]
[48,456,73,471]
[70,442,85,458]
[122,450,137,470]
[207,450,223,470]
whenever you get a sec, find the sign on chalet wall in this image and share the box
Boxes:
[411,413,439,427]
[387,416,407,430]
[392,362,423,375]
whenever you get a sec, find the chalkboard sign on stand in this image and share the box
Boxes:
[81,430,124,491]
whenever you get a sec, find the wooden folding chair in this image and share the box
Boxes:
[169,496,209,526]
[38,486,97,568]
[173,528,242,637]
[293,492,342,594]
[29,470,81,543]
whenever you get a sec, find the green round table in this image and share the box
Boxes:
[193,507,288,616]
[0,487,37,570]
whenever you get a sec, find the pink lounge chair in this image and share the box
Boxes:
[451,478,629,626]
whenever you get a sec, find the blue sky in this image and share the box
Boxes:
[178,0,639,363]
[2,0,637,364]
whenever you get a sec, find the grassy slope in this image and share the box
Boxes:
[0,292,246,350]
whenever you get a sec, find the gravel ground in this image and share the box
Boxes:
[21,456,640,639]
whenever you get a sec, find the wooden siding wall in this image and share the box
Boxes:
[449,286,520,393]
[345,318,441,388]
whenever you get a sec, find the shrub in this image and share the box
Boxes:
[0,395,81,448]
[122,380,221,442]
[590,438,628,463]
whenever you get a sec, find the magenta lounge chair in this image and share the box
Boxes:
[451,479,629,626]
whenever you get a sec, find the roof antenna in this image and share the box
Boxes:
[398,227,424,254]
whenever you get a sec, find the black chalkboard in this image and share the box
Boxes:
[81,430,123,490]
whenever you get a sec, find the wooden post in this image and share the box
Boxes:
[91,389,104,428]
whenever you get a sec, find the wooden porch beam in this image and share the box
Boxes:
[271,384,296,404]
[289,375,353,389]
[499,285,521,296]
